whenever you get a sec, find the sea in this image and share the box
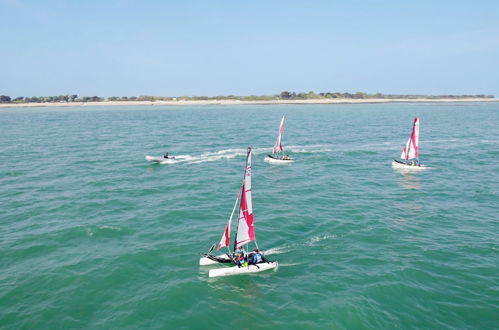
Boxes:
[1,102,498,329]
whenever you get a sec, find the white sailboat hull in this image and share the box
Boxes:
[391,160,426,170]
[199,254,232,265]
[264,156,294,164]
[209,262,279,278]
[145,155,176,164]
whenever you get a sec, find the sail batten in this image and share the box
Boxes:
[400,117,420,160]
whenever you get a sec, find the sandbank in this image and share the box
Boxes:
[1,98,498,108]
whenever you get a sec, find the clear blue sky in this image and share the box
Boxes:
[1,0,498,97]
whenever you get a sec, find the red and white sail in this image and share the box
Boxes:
[272,115,285,154]
[217,188,241,250]
[400,117,420,160]
[217,218,231,250]
[235,148,255,249]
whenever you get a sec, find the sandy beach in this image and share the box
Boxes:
[0,97,498,108]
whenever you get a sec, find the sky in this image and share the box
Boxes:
[1,0,499,97]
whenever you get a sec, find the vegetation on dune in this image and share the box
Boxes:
[0,92,494,104]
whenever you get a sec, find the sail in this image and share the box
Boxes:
[235,148,255,249]
[400,117,420,160]
[272,115,285,154]
[217,192,240,250]
[217,219,231,250]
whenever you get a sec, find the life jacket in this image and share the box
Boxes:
[249,252,263,264]
[236,254,247,267]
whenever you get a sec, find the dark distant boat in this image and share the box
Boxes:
[145,153,176,164]
[392,117,426,170]
[264,115,294,164]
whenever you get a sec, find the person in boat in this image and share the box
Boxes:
[248,249,268,265]
[408,159,419,166]
[163,152,175,160]
[281,155,289,160]
[235,252,248,268]
[234,246,244,256]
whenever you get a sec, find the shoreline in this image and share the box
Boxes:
[1,98,498,108]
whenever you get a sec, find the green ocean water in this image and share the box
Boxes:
[1,103,498,329]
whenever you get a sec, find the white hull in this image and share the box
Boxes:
[199,254,231,265]
[264,156,294,164]
[391,160,425,170]
[209,262,278,278]
[145,155,176,164]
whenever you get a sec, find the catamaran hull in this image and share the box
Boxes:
[209,262,278,278]
[391,160,425,170]
[264,156,294,164]
[145,155,176,164]
[199,254,232,265]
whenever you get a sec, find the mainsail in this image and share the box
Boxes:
[235,148,255,249]
[400,117,420,160]
[217,148,256,251]
[272,115,286,155]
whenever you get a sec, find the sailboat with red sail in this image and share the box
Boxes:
[264,115,294,164]
[200,147,279,277]
[392,117,426,169]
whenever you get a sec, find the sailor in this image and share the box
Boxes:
[164,152,169,159]
[234,246,244,256]
[235,253,248,268]
[249,249,266,264]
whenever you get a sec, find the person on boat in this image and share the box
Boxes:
[248,249,267,265]
[163,152,175,160]
[408,159,420,166]
[234,246,244,255]
[235,253,248,268]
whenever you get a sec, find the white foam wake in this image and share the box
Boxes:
[148,144,338,165]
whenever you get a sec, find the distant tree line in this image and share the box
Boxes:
[278,91,495,100]
[0,92,495,104]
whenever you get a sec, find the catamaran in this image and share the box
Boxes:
[264,115,294,164]
[392,117,425,169]
[200,147,278,277]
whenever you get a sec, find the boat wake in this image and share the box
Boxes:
[285,144,334,153]
[264,234,337,256]
[147,144,340,165]
[146,146,301,165]
[147,148,250,165]
[306,234,337,246]
[264,247,288,255]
